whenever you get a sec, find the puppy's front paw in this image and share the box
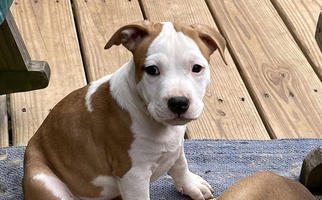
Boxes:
[174,172,214,200]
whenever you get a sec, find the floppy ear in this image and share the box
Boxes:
[104,20,153,51]
[190,24,227,65]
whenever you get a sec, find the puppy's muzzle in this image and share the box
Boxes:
[167,96,190,115]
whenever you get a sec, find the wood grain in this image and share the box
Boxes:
[10,0,86,145]
[271,0,322,80]
[141,0,269,139]
[0,95,8,147]
[73,0,143,81]
[208,0,322,138]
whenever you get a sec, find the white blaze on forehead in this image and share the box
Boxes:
[146,22,208,65]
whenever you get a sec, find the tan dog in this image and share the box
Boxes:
[217,171,315,200]
[23,20,226,200]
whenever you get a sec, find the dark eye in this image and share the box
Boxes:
[144,65,160,76]
[192,64,203,73]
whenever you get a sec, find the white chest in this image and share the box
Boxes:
[129,122,186,182]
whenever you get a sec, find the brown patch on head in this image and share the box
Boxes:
[173,23,227,64]
[131,23,163,83]
[104,20,164,83]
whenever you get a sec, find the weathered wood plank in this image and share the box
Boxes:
[10,0,86,145]
[141,0,269,139]
[271,0,322,80]
[0,95,8,147]
[208,0,322,138]
[73,0,143,82]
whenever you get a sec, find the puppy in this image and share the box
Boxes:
[217,171,315,200]
[22,20,226,200]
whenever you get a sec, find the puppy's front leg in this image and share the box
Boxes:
[117,167,152,200]
[168,146,214,200]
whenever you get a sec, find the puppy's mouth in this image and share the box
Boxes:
[164,114,196,126]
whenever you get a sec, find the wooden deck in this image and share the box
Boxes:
[1,0,322,146]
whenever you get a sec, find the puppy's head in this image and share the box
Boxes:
[105,20,226,126]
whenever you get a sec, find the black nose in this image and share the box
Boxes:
[167,96,190,114]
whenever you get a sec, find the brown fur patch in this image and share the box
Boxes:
[173,23,226,63]
[217,171,315,200]
[132,23,164,83]
[173,23,212,61]
[23,81,133,198]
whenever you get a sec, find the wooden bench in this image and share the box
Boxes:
[0,1,50,95]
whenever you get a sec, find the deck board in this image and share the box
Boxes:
[2,0,321,147]
[208,0,322,138]
[0,95,8,147]
[73,0,143,82]
[10,0,86,145]
[141,0,269,139]
[271,0,322,80]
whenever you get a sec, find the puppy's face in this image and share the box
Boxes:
[137,23,210,126]
[105,20,226,126]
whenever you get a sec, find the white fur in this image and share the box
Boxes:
[91,176,119,197]
[33,173,76,200]
[79,176,119,200]
[85,74,112,112]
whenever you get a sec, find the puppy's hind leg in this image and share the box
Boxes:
[23,163,76,200]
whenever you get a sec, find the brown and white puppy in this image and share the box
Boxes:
[23,20,226,200]
[217,171,315,200]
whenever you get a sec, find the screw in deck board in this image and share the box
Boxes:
[218,98,224,103]
[279,72,285,78]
